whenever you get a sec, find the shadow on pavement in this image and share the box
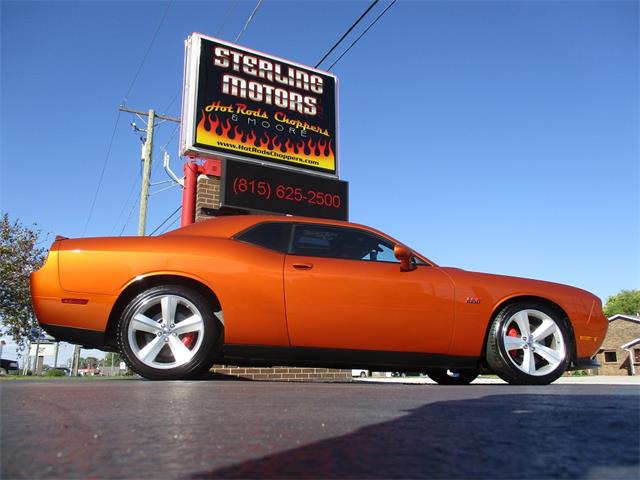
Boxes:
[191,393,639,479]
[188,371,253,381]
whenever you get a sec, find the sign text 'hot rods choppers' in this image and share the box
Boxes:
[181,34,338,177]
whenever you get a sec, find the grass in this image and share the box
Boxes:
[0,374,137,381]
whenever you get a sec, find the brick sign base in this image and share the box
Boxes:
[211,366,352,381]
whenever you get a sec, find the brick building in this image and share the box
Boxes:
[595,314,640,376]
[194,170,351,381]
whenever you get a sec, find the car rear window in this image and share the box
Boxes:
[235,222,292,253]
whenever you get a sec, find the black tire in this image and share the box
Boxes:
[426,369,479,385]
[118,285,222,380]
[359,371,367,378]
[486,301,571,385]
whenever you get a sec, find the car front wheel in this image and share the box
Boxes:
[486,302,571,385]
[118,285,222,380]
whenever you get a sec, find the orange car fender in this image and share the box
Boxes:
[111,266,289,347]
[117,269,219,301]
[441,268,596,358]
[482,290,605,359]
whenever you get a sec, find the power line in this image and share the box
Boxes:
[122,0,174,104]
[111,173,141,234]
[119,196,140,236]
[159,123,180,153]
[315,0,379,68]
[84,1,174,236]
[216,0,240,37]
[116,106,180,235]
[160,215,181,234]
[235,0,264,43]
[149,205,182,236]
[151,123,181,177]
[82,111,122,236]
[327,0,397,71]
[163,0,239,127]
[163,89,181,115]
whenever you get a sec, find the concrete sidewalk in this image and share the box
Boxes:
[356,375,640,385]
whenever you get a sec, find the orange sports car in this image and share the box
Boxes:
[30,215,607,384]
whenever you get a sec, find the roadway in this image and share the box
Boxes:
[1,377,638,479]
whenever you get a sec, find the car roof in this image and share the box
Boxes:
[164,215,382,239]
[163,215,437,266]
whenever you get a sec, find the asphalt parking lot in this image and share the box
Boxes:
[1,377,638,479]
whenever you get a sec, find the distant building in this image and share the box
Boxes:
[595,314,640,376]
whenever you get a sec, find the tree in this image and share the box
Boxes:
[105,351,124,366]
[0,214,46,350]
[81,356,99,369]
[603,289,640,317]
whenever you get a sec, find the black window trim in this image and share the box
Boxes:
[232,220,433,266]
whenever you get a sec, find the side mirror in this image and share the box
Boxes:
[394,245,416,272]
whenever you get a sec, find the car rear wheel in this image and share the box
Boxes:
[425,369,479,385]
[486,302,571,385]
[118,285,222,380]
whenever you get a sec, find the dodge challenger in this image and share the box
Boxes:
[30,215,607,383]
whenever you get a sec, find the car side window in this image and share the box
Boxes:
[235,222,292,253]
[290,225,400,263]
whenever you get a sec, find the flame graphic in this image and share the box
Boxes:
[196,113,335,171]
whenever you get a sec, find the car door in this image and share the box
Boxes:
[226,221,292,346]
[283,224,455,354]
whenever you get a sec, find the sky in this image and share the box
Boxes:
[1,0,638,363]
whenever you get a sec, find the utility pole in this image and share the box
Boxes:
[118,106,180,236]
[138,108,155,236]
[53,342,59,368]
[22,339,31,375]
[72,344,81,376]
[32,327,42,374]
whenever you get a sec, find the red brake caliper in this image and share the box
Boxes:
[507,327,519,358]
[181,333,197,348]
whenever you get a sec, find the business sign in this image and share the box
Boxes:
[29,343,55,357]
[181,34,338,177]
[222,159,348,221]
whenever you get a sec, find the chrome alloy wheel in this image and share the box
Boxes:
[127,294,205,369]
[502,309,566,377]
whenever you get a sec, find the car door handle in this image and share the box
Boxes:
[292,263,314,270]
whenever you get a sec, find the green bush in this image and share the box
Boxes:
[44,369,65,377]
